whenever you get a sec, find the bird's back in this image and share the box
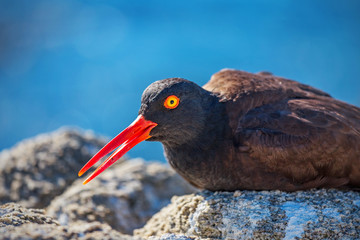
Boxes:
[203,69,360,190]
[204,69,332,112]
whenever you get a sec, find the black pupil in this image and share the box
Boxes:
[170,100,175,105]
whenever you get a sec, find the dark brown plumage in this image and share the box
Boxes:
[79,69,360,191]
[198,69,360,191]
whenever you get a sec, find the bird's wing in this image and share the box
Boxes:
[204,68,335,131]
[235,97,360,188]
[203,69,331,103]
[204,69,360,189]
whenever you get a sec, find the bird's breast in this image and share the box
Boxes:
[163,139,243,190]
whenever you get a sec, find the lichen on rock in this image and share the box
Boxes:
[134,189,360,239]
[0,202,138,240]
[0,128,107,208]
[47,158,196,235]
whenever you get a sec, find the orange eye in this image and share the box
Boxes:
[164,95,180,109]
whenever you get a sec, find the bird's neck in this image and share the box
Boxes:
[162,97,233,189]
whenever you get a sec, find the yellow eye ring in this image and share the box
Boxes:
[164,95,180,109]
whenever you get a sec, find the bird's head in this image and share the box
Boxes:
[140,78,212,144]
[78,78,215,184]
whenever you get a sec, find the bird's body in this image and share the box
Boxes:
[80,69,360,191]
[158,70,360,191]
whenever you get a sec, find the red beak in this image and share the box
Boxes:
[78,115,157,184]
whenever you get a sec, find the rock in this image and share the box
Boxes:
[0,202,59,227]
[0,127,196,238]
[47,158,196,235]
[148,234,195,240]
[0,128,107,208]
[134,189,360,239]
[2,129,358,240]
[0,202,137,240]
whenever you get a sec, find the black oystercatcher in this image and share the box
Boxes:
[78,69,360,191]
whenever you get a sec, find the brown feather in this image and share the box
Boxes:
[203,69,360,190]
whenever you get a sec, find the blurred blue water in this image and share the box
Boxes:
[0,0,359,162]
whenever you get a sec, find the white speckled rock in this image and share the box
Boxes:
[134,189,360,239]
[149,234,195,240]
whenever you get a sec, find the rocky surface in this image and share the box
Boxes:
[135,189,360,239]
[0,202,138,240]
[0,128,107,208]
[148,234,195,240]
[1,128,360,240]
[47,158,196,235]
[0,128,196,239]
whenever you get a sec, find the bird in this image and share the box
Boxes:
[78,69,360,191]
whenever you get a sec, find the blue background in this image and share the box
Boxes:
[1,0,359,162]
